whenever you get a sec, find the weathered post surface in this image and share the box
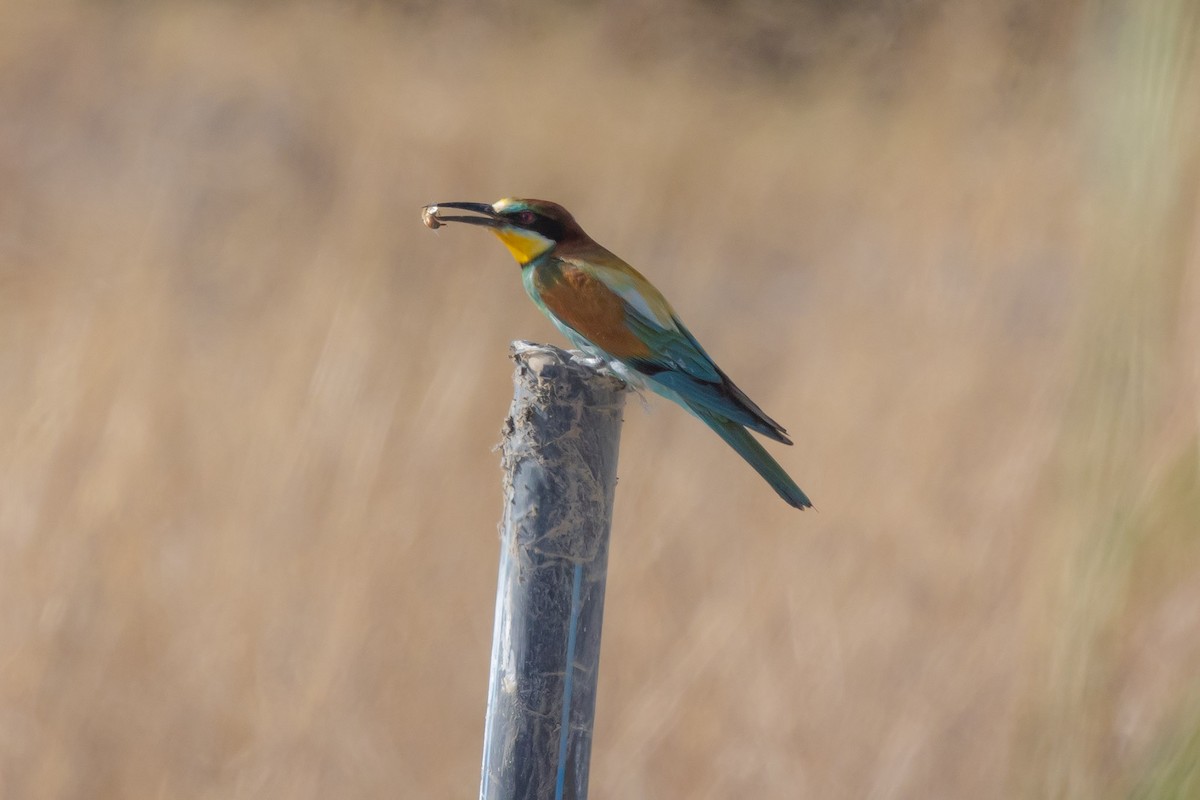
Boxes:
[480,341,627,800]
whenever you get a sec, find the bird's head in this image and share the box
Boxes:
[421,198,585,266]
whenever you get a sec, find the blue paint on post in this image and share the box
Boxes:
[555,563,584,800]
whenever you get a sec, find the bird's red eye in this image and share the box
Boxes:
[516,211,536,225]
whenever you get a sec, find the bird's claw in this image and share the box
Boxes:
[573,354,608,371]
[572,354,628,384]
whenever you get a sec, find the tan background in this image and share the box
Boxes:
[2,1,1199,797]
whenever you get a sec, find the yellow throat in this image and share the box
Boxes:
[491,227,554,265]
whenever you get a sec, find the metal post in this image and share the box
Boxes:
[480,341,627,800]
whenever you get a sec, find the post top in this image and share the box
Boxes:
[510,341,628,393]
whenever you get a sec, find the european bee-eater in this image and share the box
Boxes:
[422,198,812,510]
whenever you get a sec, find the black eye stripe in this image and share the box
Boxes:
[504,209,537,225]
[530,215,564,241]
[505,209,565,242]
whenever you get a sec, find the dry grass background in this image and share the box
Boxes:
[1,1,1198,798]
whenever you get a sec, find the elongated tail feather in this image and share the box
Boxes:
[688,403,812,510]
[639,368,792,444]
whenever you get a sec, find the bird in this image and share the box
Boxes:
[422,198,812,510]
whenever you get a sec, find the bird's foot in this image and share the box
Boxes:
[576,356,634,389]
[573,353,610,372]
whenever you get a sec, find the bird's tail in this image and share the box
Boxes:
[688,403,813,510]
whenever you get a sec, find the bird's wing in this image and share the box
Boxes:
[556,256,712,376]
[557,256,791,443]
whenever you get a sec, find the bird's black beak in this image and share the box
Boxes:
[422,202,503,230]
